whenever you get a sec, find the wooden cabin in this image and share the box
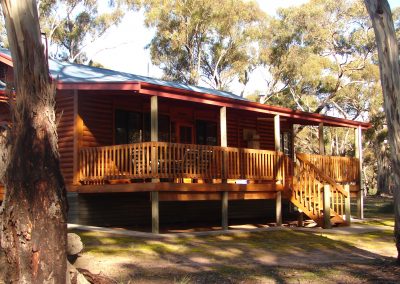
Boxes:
[0,48,370,232]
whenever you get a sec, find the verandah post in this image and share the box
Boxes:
[355,125,364,219]
[344,184,351,225]
[319,123,325,155]
[220,106,228,230]
[323,184,332,229]
[274,114,282,226]
[73,89,83,185]
[151,95,159,233]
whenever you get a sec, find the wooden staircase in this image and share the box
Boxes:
[290,153,350,227]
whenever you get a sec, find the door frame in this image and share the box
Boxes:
[175,121,194,144]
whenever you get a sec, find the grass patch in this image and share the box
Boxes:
[67,195,400,283]
[321,230,395,256]
[70,196,397,261]
[70,227,395,261]
[362,219,395,227]
[361,196,394,219]
[70,230,189,256]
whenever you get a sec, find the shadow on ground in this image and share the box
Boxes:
[72,228,399,283]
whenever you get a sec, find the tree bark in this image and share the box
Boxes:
[0,0,67,282]
[364,0,400,263]
[376,143,392,195]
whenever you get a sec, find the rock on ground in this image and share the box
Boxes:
[67,233,84,256]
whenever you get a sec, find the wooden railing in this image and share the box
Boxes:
[296,153,359,184]
[291,157,324,220]
[79,142,291,184]
[293,154,349,222]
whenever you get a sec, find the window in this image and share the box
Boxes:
[158,115,170,142]
[115,110,143,144]
[143,113,170,142]
[196,120,217,146]
[180,125,193,144]
[115,109,170,144]
[281,131,293,157]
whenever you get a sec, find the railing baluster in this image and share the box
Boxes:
[78,143,301,186]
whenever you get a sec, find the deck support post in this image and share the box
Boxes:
[344,184,351,225]
[323,184,331,229]
[274,114,282,226]
[276,191,282,226]
[222,191,228,230]
[220,107,228,229]
[297,210,304,227]
[355,126,363,219]
[319,123,324,155]
[151,191,159,234]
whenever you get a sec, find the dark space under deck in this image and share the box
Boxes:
[67,192,295,230]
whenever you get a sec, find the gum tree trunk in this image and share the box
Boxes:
[364,0,400,263]
[0,0,67,282]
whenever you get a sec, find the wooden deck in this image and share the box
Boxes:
[74,142,361,228]
[71,181,287,201]
[0,144,360,208]
[0,143,361,230]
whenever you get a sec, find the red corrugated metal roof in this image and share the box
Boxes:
[0,49,371,129]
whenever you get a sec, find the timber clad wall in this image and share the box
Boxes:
[79,92,152,148]
[57,91,296,188]
[80,93,113,148]
[76,92,288,152]
[78,92,223,148]
[227,109,291,150]
[227,109,274,149]
[56,90,74,185]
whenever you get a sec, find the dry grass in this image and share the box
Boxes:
[2,196,396,283]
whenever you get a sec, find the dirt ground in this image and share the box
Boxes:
[0,238,400,284]
[75,259,400,284]
[69,226,399,283]
[0,196,399,283]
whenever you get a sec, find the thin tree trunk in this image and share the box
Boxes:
[376,143,392,195]
[364,0,400,263]
[0,0,67,282]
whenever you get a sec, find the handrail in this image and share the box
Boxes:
[296,154,348,198]
[296,153,359,183]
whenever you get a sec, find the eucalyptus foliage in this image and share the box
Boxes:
[261,0,391,194]
[38,0,125,63]
[140,0,265,91]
